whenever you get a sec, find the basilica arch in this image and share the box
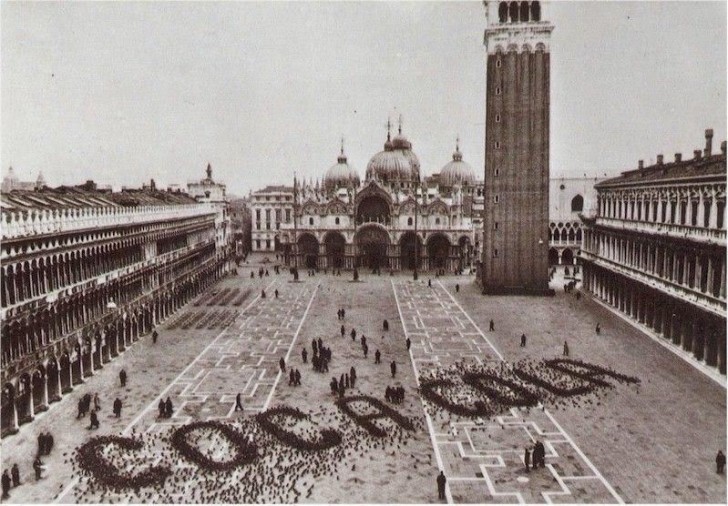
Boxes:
[399,232,422,271]
[426,233,451,271]
[324,231,346,269]
[297,233,319,269]
[355,225,390,270]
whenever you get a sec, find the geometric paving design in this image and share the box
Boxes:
[392,280,624,504]
[58,279,319,502]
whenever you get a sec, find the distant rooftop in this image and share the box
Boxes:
[1,184,198,212]
[254,185,294,194]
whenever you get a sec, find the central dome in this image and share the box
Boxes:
[366,123,420,185]
[324,142,360,193]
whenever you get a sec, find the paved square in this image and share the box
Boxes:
[0,271,724,504]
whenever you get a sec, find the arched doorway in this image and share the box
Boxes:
[324,232,346,269]
[297,234,319,269]
[356,225,390,269]
[356,195,390,225]
[1,383,16,434]
[427,234,451,270]
[400,232,421,270]
[561,248,574,265]
[548,248,559,266]
[458,236,472,270]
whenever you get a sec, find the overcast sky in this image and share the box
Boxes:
[2,1,726,197]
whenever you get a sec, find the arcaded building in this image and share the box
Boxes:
[581,130,727,374]
[480,1,553,294]
[0,183,232,436]
[278,125,481,272]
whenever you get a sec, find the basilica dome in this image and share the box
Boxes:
[366,126,420,185]
[440,140,475,187]
[324,144,360,193]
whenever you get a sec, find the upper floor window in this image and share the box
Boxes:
[407,217,413,226]
[309,217,314,226]
[335,217,340,225]
[571,194,584,213]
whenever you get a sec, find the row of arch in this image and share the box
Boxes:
[549,221,583,244]
[599,187,726,229]
[2,223,214,309]
[498,1,541,23]
[1,252,229,436]
[291,227,472,272]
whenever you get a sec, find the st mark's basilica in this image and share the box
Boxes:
[279,120,483,273]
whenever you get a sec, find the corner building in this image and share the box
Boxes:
[481,1,553,294]
[581,131,727,374]
[0,186,231,436]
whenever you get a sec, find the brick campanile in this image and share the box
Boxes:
[481,1,554,295]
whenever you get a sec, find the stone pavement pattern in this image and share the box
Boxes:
[393,279,622,504]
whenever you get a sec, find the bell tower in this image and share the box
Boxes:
[481,1,554,294]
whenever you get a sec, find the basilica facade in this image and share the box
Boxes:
[279,124,481,273]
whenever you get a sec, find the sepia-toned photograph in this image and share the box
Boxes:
[1,1,726,503]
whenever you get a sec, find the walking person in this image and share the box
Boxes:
[119,369,127,387]
[406,338,411,351]
[152,328,159,344]
[113,397,122,418]
[341,325,345,338]
[390,360,397,378]
[2,470,11,499]
[89,411,100,430]
[595,323,601,335]
[33,457,43,481]
[274,289,279,299]
[520,333,527,347]
[302,348,308,364]
[375,349,381,364]
[93,392,101,412]
[563,341,569,357]
[10,464,20,488]
[717,450,726,474]
[524,447,531,472]
[436,470,446,500]
[279,357,286,372]
[164,397,174,418]
[235,393,244,412]
[489,319,494,331]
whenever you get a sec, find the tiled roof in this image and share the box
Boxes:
[254,185,294,194]
[0,186,198,211]
[596,153,726,188]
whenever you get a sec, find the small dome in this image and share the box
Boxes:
[440,140,476,186]
[324,142,359,193]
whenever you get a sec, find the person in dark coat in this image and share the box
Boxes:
[113,397,122,418]
[2,470,11,499]
[489,319,494,331]
[455,284,460,293]
[350,367,357,388]
[261,289,266,299]
[390,361,397,378]
[38,434,45,456]
[302,348,308,364]
[279,357,286,372]
[350,328,356,341]
[363,343,368,358]
[341,325,345,337]
[152,329,159,344]
[406,338,411,351]
[524,447,531,472]
[520,333,527,347]
[119,369,127,387]
[294,369,301,386]
[436,470,446,500]
[89,411,100,429]
[235,393,244,412]
[164,397,174,418]
[289,369,295,386]
[717,450,726,474]
[77,398,85,419]
[375,349,381,364]
[383,319,389,331]
[563,341,569,356]
[595,323,601,335]
[158,399,166,418]
[10,464,19,487]
[33,457,43,480]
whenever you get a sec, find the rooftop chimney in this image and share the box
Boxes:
[694,150,702,160]
[704,128,713,157]
[674,153,682,163]
[721,140,726,155]
[638,160,644,169]
[656,154,664,165]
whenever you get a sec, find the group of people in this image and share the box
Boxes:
[288,368,302,386]
[384,385,405,404]
[1,456,46,500]
[524,440,546,471]
[336,308,346,320]
[37,432,54,456]
[309,338,332,373]
[157,397,175,418]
